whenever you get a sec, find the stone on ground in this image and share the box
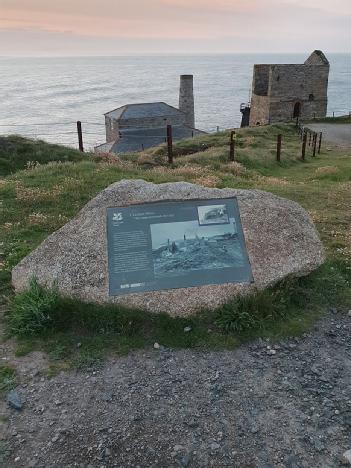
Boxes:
[12,180,325,316]
[7,390,23,411]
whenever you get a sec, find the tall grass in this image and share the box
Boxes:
[9,277,59,335]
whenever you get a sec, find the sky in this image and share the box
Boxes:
[0,0,350,56]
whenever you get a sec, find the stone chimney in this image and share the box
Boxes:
[179,75,195,128]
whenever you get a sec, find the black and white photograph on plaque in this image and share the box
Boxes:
[197,204,229,225]
[150,219,244,278]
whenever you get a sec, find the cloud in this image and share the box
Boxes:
[0,0,350,54]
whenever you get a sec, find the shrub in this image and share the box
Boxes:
[0,366,16,393]
[215,288,287,333]
[8,278,59,335]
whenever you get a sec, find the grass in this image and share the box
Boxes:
[305,115,351,124]
[6,264,348,370]
[1,122,350,369]
[0,135,89,177]
[8,277,59,335]
[0,442,9,465]
[0,365,16,395]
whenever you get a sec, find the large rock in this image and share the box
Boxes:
[12,180,325,316]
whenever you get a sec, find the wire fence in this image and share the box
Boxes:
[0,111,350,152]
[0,120,106,150]
[0,120,224,152]
[325,110,351,118]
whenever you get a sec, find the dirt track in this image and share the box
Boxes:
[1,310,351,467]
[307,123,351,147]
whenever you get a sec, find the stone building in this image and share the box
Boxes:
[241,50,330,127]
[95,75,204,154]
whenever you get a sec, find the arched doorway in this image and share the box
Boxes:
[293,102,301,118]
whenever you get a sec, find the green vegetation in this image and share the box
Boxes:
[305,115,351,124]
[1,122,350,369]
[0,442,9,465]
[0,365,16,395]
[6,263,348,370]
[9,277,59,335]
[0,135,88,177]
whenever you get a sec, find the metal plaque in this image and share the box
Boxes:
[107,198,253,296]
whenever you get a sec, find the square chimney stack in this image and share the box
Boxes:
[179,75,195,128]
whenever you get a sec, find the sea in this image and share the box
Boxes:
[1,54,350,150]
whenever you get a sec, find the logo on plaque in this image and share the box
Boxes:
[106,198,252,295]
[112,212,123,221]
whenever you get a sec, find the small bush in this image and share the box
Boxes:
[8,278,59,335]
[0,366,16,393]
[215,285,294,333]
[0,442,9,465]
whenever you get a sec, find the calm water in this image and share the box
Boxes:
[1,54,350,150]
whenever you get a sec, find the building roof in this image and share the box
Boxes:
[109,125,204,154]
[105,102,184,120]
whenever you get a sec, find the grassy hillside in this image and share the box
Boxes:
[1,123,350,370]
[0,135,89,177]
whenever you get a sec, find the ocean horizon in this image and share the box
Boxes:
[1,53,350,150]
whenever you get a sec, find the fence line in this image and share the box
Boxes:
[0,110,349,151]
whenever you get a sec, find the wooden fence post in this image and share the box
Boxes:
[301,132,307,161]
[308,131,312,146]
[318,132,322,154]
[276,134,282,162]
[77,121,84,152]
[167,124,173,164]
[229,131,236,162]
[312,133,317,157]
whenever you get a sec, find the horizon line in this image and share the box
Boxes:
[1,51,351,59]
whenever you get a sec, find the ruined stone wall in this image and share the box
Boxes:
[268,63,329,122]
[118,114,186,129]
[249,57,329,125]
[249,95,270,126]
[248,65,271,125]
[252,65,271,96]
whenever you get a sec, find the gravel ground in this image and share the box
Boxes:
[1,310,351,468]
[307,123,351,147]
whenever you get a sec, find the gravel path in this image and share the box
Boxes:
[307,123,351,147]
[2,310,351,467]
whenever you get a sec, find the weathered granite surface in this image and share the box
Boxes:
[12,180,325,316]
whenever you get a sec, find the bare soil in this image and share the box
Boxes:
[1,310,350,467]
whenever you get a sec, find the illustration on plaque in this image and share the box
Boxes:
[150,219,244,278]
[197,204,229,225]
[106,197,253,296]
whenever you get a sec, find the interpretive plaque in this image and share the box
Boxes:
[107,198,252,295]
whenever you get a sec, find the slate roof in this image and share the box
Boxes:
[109,125,204,154]
[105,102,183,120]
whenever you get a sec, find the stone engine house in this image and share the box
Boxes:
[95,75,203,154]
[244,50,330,127]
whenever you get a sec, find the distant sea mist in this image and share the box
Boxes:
[1,54,350,150]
